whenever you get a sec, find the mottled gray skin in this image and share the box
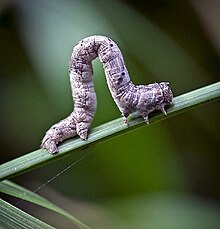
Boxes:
[41,35,173,154]
[41,114,76,154]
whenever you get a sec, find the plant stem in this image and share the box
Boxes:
[0,81,219,181]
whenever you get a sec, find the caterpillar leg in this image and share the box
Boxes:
[159,106,167,115]
[41,115,76,154]
[76,122,89,140]
[140,112,149,125]
[140,105,168,126]
[144,116,149,125]
[122,113,129,127]
[73,110,95,140]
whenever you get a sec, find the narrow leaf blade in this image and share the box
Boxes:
[0,82,219,181]
[0,198,55,229]
[0,180,90,229]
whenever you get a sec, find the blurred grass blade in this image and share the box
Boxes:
[0,82,219,181]
[0,198,55,229]
[0,180,91,229]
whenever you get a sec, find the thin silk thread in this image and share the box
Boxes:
[15,150,91,207]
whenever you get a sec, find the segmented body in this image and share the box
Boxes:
[41,35,173,154]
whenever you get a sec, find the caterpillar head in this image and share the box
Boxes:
[159,82,173,104]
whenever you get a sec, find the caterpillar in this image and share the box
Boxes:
[41,35,173,154]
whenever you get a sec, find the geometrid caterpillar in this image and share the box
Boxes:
[41,35,173,154]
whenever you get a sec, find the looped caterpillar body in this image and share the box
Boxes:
[41,35,173,154]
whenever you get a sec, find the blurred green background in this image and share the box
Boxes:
[0,0,220,228]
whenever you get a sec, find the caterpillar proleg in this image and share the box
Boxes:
[41,35,173,154]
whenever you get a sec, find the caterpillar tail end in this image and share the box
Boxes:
[41,138,59,154]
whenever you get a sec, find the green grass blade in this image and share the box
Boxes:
[0,82,219,181]
[0,180,91,229]
[0,198,55,229]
